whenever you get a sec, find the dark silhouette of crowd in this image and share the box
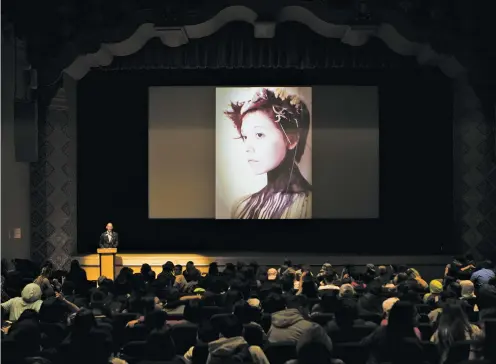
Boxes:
[1,255,496,364]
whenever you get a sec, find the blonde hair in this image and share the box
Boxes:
[339,284,355,298]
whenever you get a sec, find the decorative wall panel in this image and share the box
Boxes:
[30,87,77,269]
[454,80,496,260]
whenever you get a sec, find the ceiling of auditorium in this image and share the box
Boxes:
[2,0,495,92]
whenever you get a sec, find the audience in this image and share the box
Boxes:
[0,254,494,364]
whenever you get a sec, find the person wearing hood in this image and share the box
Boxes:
[1,283,43,321]
[267,294,333,348]
[206,314,269,364]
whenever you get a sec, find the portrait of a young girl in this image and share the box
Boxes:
[216,87,312,219]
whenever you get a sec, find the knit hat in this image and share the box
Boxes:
[21,283,42,303]
[429,280,443,294]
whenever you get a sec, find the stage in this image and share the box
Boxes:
[75,251,451,281]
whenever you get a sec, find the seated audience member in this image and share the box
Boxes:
[157,261,176,286]
[317,263,338,283]
[406,268,428,291]
[361,301,425,364]
[357,281,383,318]
[460,280,478,308]
[377,265,391,285]
[445,256,476,281]
[423,280,443,305]
[39,292,79,323]
[428,291,458,324]
[1,283,43,321]
[90,289,113,320]
[363,264,377,285]
[297,275,319,299]
[126,296,163,327]
[207,314,269,364]
[65,259,88,292]
[174,264,183,276]
[184,320,219,363]
[67,327,124,364]
[267,294,332,347]
[287,324,342,364]
[233,301,266,340]
[3,310,42,361]
[471,260,495,290]
[380,297,399,326]
[327,297,377,342]
[184,261,201,283]
[318,274,340,292]
[430,302,484,364]
[33,267,55,298]
[312,291,339,315]
[144,328,185,363]
[140,263,156,283]
[338,283,355,300]
[382,283,397,298]
[114,267,134,298]
[477,276,496,320]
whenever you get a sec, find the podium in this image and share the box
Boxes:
[97,248,117,280]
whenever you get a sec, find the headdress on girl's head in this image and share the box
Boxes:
[225,88,310,162]
[238,88,303,129]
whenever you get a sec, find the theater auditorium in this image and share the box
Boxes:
[2,1,496,364]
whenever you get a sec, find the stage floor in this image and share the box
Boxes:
[75,251,451,281]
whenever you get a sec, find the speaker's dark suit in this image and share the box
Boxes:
[99,231,119,248]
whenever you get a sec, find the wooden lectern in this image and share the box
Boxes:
[97,248,117,280]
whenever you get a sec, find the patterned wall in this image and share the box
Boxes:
[30,86,77,270]
[453,80,496,260]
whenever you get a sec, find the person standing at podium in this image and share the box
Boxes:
[99,222,119,248]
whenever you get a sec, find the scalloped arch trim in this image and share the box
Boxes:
[64,5,467,82]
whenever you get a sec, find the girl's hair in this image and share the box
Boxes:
[34,266,52,285]
[225,88,312,219]
[436,302,472,352]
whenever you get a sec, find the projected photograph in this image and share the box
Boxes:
[216,87,313,219]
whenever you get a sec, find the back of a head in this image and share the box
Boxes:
[437,302,471,343]
[339,283,355,298]
[72,308,96,337]
[296,324,333,364]
[145,309,168,331]
[183,299,202,323]
[209,262,219,275]
[335,298,358,325]
[198,320,219,343]
[146,328,176,361]
[218,314,243,338]
[71,328,112,363]
[264,293,286,314]
[70,259,80,270]
[21,283,42,303]
[387,301,416,337]
[286,294,306,310]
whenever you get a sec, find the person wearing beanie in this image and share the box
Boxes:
[423,280,443,304]
[1,283,43,321]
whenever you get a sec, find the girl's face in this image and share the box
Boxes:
[240,110,288,175]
